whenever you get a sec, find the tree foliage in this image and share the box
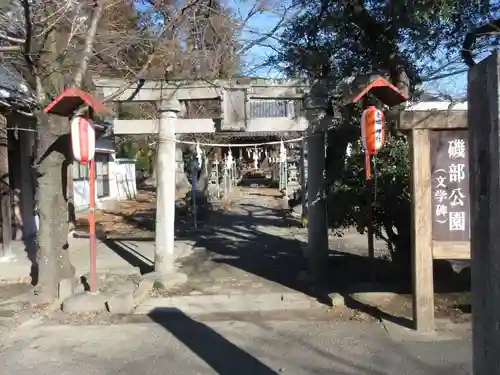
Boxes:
[274,0,500,267]
[273,0,500,86]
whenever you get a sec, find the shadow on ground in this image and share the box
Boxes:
[147,307,467,375]
[22,235,38,286]
[104,190,470,329]
[101,239,154,274]
[148,308,278,375]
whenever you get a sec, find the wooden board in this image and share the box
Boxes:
[410,128,435,332]
[432,241,470,259]
[400,110,467,130]
[429,130,470,242]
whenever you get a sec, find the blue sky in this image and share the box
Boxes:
[136,0,470,98]
[424,73,467,99]
[229,0,470,97]
[227,0,286,77]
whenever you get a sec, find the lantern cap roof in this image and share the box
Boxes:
[342,74,409,107]
[43,87,108,117]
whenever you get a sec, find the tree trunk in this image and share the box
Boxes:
[0,114,12,258]
[35,111,74,297]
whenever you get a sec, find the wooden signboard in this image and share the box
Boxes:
[403,113,471,332]
[429,130,470,242]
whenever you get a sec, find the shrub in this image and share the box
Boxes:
[327,135,412,271]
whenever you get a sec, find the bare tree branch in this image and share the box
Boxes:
[0,31,25,44]
[73,1,104,87]
[0,45,21,52]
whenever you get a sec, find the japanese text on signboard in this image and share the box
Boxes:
[430,130,470,241]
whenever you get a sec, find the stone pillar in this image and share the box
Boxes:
[300,137,307,219]
[155,99,180,275]
[306,132,328,273]
[305,87,330,275]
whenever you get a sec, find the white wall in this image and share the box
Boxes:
[113,159,137,201]
[73,154,116,209]
[74,177,91,209]
[73,138,137,209]
[405,100,467,111]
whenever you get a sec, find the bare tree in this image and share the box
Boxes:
[0,0,221,297]
[0,0,297,297]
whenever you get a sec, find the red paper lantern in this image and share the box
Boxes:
[361,106,385,155]
[71,116,95,164]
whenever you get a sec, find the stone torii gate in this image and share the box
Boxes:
[94,78,331,282]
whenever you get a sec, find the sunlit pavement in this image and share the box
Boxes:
[0,189,471,375]
[0,313,471,375]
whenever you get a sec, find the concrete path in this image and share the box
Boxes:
[0,188,472,375]
[0,314,471,375]
[0,186,387,292]
[171,188,315,297]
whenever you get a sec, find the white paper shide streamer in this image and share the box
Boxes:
[279,140,286,163]
[195,141,202,169]
[226,149,233,170]
[253,147,259,169]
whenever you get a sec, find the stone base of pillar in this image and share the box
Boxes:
[143,271,188,290]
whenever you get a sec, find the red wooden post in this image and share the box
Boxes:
[43,87,109,295]
[88,158,97,292]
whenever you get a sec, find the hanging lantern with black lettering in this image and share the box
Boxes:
[360,106,385,155]
[70,115,96,164]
